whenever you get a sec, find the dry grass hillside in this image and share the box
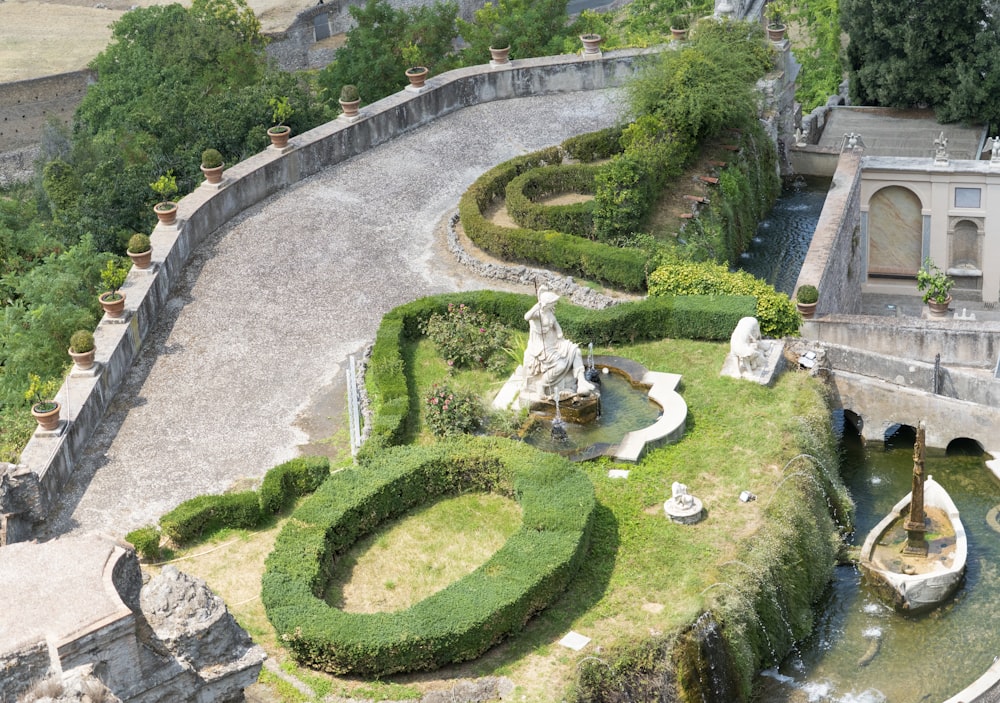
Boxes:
[0,0,311,83]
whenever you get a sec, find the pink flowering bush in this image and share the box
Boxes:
[419,303,510,374]
[424,383,483,437]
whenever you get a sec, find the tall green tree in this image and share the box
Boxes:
[456,0,571,62]
[61,0,328,246]
[317,0,459,108]
[841,0,985,112]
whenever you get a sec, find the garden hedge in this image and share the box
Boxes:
[458,143,650,292]
[648,258,800,338]
[262,437,596,676]
[505,164,599,236]
[158,456,330,544]
[561,126,624,162]
[362,291,756,457]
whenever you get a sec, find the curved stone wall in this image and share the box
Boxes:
[0,49,650,544]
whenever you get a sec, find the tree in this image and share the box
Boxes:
[317,0,458,108]
[841,0,985,111]
[456,0,572,63]
[64,0,328,245]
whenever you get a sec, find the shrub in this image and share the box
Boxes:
[561,126,624,162]
[201,148,224,168]
[259,456,331,514]
[100,257,130,294]
[647,259,800,338]
[419,302,510,373]
[339,84,359,102]
[796,284,819,304]
[69,329,95,354]
[424,383,482,437]
[125,524,162,561]
[505,164,599,236]
[262,437,596,676]
[127,233,150,254]
[160,491,262,544]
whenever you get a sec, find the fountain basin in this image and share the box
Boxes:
[859,475,967,612]
[496,355,687,462]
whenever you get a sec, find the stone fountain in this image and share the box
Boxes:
[512,286,600,423]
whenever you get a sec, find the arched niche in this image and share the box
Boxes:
[868,186,923,278]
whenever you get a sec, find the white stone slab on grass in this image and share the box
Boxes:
[558,631,591,651]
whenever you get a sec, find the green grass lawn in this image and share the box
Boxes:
[164,335,834,701]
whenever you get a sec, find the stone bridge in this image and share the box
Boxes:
[803,316,1000,453]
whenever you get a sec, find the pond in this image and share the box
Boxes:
[754,426,1000,702]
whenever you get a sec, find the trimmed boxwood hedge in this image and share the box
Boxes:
[561,126,625,162]
[361,291,755,457]
[458,143,649,292]
[158,456,330,544]
[261,437,596,676]
[505,164,599,236]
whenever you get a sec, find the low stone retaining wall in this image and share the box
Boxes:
[794,149,864,314]
[0,49,650,544]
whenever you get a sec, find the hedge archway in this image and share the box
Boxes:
[261,436,596,676]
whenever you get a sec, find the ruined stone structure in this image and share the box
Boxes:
[0,534,265,702]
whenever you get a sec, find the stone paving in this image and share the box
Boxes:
[37,89,623,540]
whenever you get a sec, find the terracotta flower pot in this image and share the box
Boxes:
[928,295,952,317]
[154,202,177,226]
[339,98,361,118]
[201,163,225,184]
[767,24,787,41]
[796,301,818,319]
[128,248,152,270]
[32,402,61,431]
[69,346,96,371]
[489,46,511,64]
[405,66,429,88]
[580,33,603,54]
[99,291,126,319]
[267,126,292,149]
[670,27,688,40]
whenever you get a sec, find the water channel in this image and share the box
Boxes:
[755,427,1000,702]
[737,175,831,295]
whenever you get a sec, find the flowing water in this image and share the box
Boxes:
[738,175,832,295]
[522,371,661,456]
[755,429,1000,703]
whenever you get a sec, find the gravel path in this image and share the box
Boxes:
[38,88,623,539]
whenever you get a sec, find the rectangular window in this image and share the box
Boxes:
[955,187,981,208]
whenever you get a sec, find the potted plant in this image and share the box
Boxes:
[150,171,178,226]
[339,84,361,118]
[795,284,819,319]
[98,257,130,319]
[68,329,96,371]
[580,32,603,55]
[403,43,429,88]
[267,96,294,148]
[917,257,955,316]
[767,0,788,41]
[489,33,511,64]
[26,373,61,431]
[670,14,690,40]
[127,232,152,270]
[200,148,225,184]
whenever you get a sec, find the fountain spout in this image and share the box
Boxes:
[903,421,929,557]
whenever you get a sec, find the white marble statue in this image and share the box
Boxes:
[991,136,1000,162]
[672,481,694,508]
[522,287,596,401]
[730,317,763,374]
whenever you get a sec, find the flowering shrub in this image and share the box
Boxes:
[419,303,510,374]
[424,383,482,437]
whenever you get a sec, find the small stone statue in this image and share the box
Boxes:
[934,131,948,163]
[991,136,1000,162]
[672,481,694,508]
[794,127,806,147]
[730,317,763,374]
